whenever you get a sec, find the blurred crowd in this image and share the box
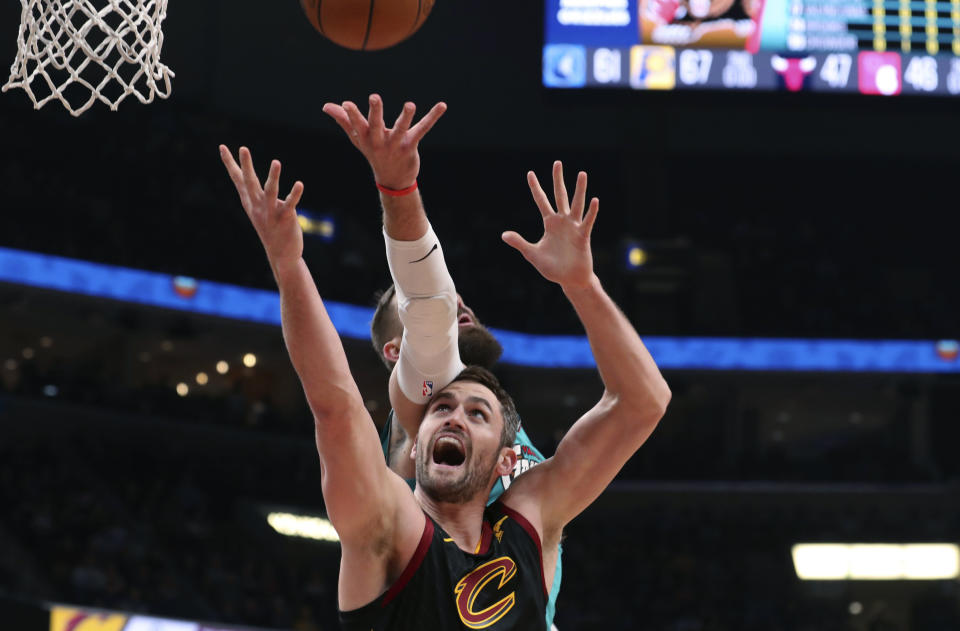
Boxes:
[1,100,958,341]
[0,401,335,630]
[1,394,959,630]
[4,352,959,485]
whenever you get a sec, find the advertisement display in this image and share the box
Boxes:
[50,606,270,631]
[544,0,960,94]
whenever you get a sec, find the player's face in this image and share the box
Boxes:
[415,381,508,504]
[454,294,504,369]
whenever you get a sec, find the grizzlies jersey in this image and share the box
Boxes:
[379,410,562,628]
[339,503,548,631]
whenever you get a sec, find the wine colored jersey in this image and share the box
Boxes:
[378,410,562,628]
[339,502,548,631]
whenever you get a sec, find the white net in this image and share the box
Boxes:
[3,0,174,116]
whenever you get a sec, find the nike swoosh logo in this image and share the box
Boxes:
[409,243,438,264]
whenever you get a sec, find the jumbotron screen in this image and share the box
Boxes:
[543,0,960,94]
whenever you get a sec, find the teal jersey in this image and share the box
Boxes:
[379,411,563,629]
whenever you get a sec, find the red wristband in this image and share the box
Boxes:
[376,180,418,197]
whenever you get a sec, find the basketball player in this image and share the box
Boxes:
[218,143,671,629]
[320,96,543,487]
[321,95,561,627]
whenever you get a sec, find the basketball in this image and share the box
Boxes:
[300,0,435,51]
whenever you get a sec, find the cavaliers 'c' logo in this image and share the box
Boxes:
[454,556,518,629]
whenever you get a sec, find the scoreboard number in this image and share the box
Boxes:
[904,56,938,92]
[593,48,623,84]
[819,54,852,88]
[679,50,713,85]
[947,60,960,95]
[722,52,758,89]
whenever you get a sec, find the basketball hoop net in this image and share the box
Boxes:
[3,0,174,116]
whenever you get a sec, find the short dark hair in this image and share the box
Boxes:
[370,285,400,370]
[448,365,519,449]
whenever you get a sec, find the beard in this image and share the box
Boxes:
[416,433,498,505]
[458,325,503,369]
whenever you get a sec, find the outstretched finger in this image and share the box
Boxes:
[552,161,570,215]
[264,160,282,210]
[571,171,588,221]
[219,145,245,192]
[342,101,370,139]
[501,231,536,260]
[322,104,360,146]
[582,197,600,235]
[368,94,385,144]
[238,147,263,201]
[281,181,305,214]
[391,102,416,139]
[527,171,555,220]
[409,102,447,143]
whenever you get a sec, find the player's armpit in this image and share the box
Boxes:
[336,468,426,612]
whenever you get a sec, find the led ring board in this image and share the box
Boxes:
[543,0,960,94]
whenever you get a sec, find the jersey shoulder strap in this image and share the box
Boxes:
[379,409,394,461]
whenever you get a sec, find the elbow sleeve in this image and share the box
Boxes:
[385,225,465,404]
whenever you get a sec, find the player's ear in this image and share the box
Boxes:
[383,337,400,363]
[410,439,417,462]
[496,446,517,477]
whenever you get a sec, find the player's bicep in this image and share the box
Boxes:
[506,393,661,531]
[314,399,402,545]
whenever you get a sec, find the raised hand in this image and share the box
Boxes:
[322,94,446,190]
[502,161,600,291]
[219,145,305,276]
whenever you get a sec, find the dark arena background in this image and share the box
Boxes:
[2,0,960,630]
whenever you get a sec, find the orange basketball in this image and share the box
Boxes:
[300,0,435,51]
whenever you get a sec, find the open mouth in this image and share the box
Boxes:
[432,434,466,467]
[457,313,474,327]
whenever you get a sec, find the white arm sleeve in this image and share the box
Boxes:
[384,225,466,405]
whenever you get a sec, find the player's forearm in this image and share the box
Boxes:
[564,275,671,419]
[381,191,429,241]
[274,257,363,419]
[385,224,464,409]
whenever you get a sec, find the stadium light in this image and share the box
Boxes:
[297,209,336,242]
[792,544,960,580]
[243,353,257,368]
[624,241,648,270]
[267,512,340,543]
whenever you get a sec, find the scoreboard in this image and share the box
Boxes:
[543,0,960,94]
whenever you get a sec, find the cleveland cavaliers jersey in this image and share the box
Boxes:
[378,411,562,629]
[339,502,548,631]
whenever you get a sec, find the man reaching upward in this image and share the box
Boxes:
[321,95,546,492]
[321,96,560,626]
[218,141,671,628]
